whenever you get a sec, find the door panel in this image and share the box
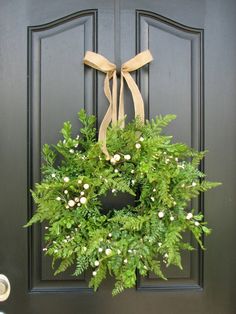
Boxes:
[0,0,236,313]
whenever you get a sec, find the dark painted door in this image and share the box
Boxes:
[0,0,236,313]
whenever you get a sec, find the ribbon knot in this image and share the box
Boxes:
[83,50,153,159]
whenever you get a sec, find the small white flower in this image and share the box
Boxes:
[66,236,70,239]
[65,205,69,209]
[68,200,75,207]
[144,265,148,270]
[158,211,165,218]
[181,183,185,188]
[74,197,80,203]
[76,135,80,140]
[139,137,144,142]
[105,248,112,255]
[54,249,58,253]
[175,157,179,162]
[192,182,197,187]
[63,239,67,243]
[128,249,132,253]
[194,221,200,226]
[131,180,135,185]
[69,149,74,154]
[164,253,168,258]
[42,248,47,251]
[74,143,78,148]
[51,173,56,178]
[64,190,68,194]
[151,197,155,202]
[83,183,90,190]
[117,249,121,255]
[108,233,112,237]
[45,226,49,230]
[92,271,97,276]
[56,197,61,201]
[94,260,100,266]
[131,170,135,174]
[110,158,116,164]
[165,158,170,164]
[124,259,128,264]
[80,197,87,204]
[112,189,116,193]
[135,143,141,149]
[113,154,121,161]
[83,246,87,252]
[153,188,156,192]
[63,139,66,144]
[114,169,119,173]
[186,213,193,220]
[98,248,103,253]
[80,191,85,196]
[170,216,175,221]
[78,179,82,184]
[63,177,70,183]
[173,201,177,206]
[158,242,162,247]
[77,203,81,207]
[124,154,131,160]
[163,152,167,155]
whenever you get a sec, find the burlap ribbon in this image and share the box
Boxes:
[83,50,153,159]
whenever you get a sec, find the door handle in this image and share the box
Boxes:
[0,274,10,302]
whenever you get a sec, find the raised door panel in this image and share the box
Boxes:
[136,10,204,291]
[28,10,97,291]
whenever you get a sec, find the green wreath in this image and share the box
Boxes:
[25,109,220,295]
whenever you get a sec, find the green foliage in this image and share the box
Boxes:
[25,109,221,295]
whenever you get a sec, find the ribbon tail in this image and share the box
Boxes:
[118,74,125,128]
[123,72,145,124]
[112,71,117,126]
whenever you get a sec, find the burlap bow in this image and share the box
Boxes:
[83,50,153,159]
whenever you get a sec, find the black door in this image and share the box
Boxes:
[0,0,236,313]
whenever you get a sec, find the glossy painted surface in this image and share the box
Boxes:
[0,0,235,313]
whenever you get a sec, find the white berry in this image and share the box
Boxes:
[64,190,68,194]
[194,221,200,226]
[56,197,61,201]
[94,260,100,266]
[110,158,116,164]
[105,248,112,255]
[83,183,90,190]
[186,213,193,220]
[108,233,112,237]
[80,197,87,204]
[135,143,141,149]
[78,180,82,184]
[158,211,164,218]
[98,248,103,253]
[80,191,85,196]
[74,197,80,203]
[139,137,144,142]
[63,177,70,182]
[68,200,75,207]
[114,169,119,173]
[131,170,135,174]
[124,154,131,160]
[51,173,56,178]
[69,149,74,154]
[170,216,175,221]
[113,154,121,161]
[192,182,197,187]
[92,271,97,276]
